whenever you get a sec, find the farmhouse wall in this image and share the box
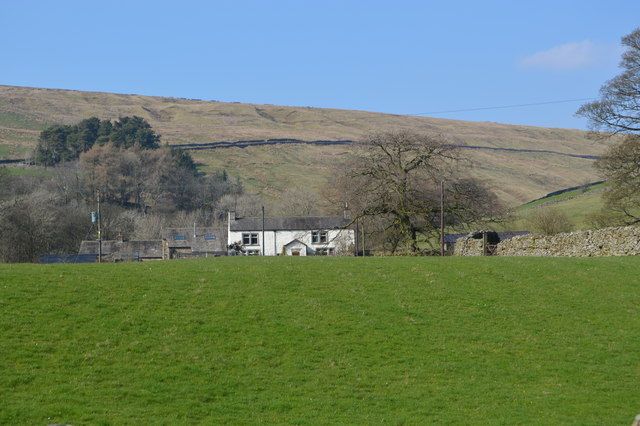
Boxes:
[227,229,354,256]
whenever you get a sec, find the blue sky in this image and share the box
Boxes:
[1,0,638,129]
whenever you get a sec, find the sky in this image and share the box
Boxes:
[1,0,639,129]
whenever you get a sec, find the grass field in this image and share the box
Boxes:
[0,165,53,177]
[2,257,639,424]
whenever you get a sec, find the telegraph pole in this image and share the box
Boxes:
[261,206,266,256]
[97,189,102,263]
[361,221,366,256]
[440,181,445,256]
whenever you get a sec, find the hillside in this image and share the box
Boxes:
[2,257,639,424]
[0,85,614,205]
[501,182,607,231]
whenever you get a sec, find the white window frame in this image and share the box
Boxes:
[311,230,328,244]
[242,232,259,245]
[316,247,335,256]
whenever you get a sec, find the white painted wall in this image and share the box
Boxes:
[228,228,355,256]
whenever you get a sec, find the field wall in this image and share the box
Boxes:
[455,226,640,257]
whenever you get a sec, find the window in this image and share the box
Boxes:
[316,247,335,256]
[174,234,186,241]
[204,233,216,241]
[311,230,328,244]
[246,249,260,256]
[242,233,259,245]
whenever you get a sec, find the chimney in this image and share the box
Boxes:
[343,202,350,220]
[227,210,235,238]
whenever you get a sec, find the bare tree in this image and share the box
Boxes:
[333,131,501,253]
[273,188,323,216]
[216,193,265,218]
[590,135,640,224]
[0,190,91,262]
[577,28,640,134]
[576,28,640,224]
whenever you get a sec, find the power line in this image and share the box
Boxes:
[410,98,596,116]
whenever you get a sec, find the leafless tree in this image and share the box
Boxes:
[0,190,91,262]
[216,193,265,218]
[590,134,640,224]
[332,131,501,253]
[577,28,640,135]
[576,28,640,225]
[273,188,323,216]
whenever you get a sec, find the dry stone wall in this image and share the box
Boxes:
[496,226,640,257]
[453,237,485,256]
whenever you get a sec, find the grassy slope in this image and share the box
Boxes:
[0,85,614,206]
[1,257,639,424]
[502,183,606,231]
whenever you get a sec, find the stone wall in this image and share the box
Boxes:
[453,236,485,256]
[495,226,640,257]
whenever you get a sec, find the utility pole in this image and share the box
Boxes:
[261,206,266,256]
[97,189,102,263]
[355,218,360,256]
[440,180,445,257]
[361,221,366,256]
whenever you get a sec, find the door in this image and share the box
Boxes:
[291,249,301,256]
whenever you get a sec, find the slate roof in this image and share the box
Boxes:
[162,227,226,252]
[230,216,351,232]
[79,240,163,259]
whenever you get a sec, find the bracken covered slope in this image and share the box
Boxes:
[0,85,613,205]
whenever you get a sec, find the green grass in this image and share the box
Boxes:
[1,257,639,424]
[1,166,52,177]
[0,111,45,130]
[522,182,606,209]
[502,183,607,230]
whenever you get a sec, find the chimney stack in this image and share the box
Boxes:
[343,202,350,220]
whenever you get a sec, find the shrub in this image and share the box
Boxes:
[527,207,574,235]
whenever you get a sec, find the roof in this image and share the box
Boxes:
[230,216,351,232]
[444,231,529,244]
[79,240,163,259]
[162,227,226,251]
[283,239,309,248]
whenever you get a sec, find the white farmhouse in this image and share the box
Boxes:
[227,212,355,256]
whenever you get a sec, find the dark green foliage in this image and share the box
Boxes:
[108,116,160,149]
[170,148,198,176]
[33,116,161,165]
[35,125,75,165]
